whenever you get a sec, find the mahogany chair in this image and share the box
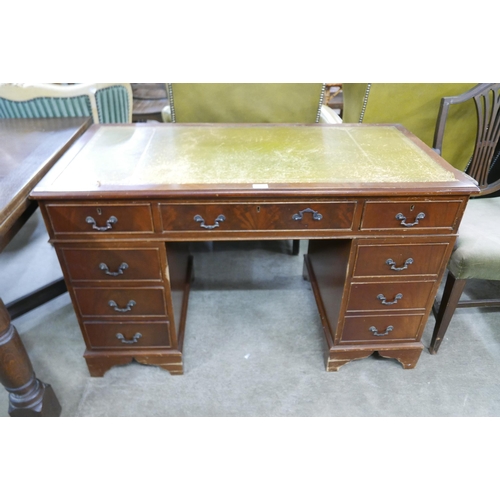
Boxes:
[429,83,500,354]
[0,83,133,123]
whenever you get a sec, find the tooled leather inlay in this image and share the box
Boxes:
[54,125,456,187]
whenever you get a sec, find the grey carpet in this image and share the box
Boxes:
[1,212,500,417]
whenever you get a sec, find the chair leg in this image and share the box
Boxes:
[429,272,467,354]
[292,240,300,255]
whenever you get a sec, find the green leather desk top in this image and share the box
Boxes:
[33,124,476,197]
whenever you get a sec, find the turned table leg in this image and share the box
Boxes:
[0,299,61,417]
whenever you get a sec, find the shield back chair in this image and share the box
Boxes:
[429,83,500,354]
[161,83,342,255]
[342,83,479,172]
[0,83,133,123]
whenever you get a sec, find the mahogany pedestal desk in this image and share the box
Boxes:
[31,123,478,376]
[0,117,91,416]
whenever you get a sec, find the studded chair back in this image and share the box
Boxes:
[162,83,341,124]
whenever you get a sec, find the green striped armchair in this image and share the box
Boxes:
[0,83,132,123]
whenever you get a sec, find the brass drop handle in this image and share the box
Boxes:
[377,293,403,305]
[108,300,136,312]
[369,325,394,337]
[99,262,128,276]
[395,212,425,227]
[116,332,142,344]
[386,258,413,271]
[86,215,118,231]
[292,208,323,221]
[194,214,226,229]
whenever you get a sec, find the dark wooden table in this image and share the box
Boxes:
[0,117,91,416]
[32,123,478,377]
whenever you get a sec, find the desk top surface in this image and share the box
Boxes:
[0,117,91,230]
[32,123,478,199]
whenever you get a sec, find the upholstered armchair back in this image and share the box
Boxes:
[342,83,478,171]
[0,83,133,123]
[164,83,341,124]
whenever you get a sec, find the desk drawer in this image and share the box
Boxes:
[159,202,356,232]
[361,200,462,231]
[61,248,163,282]
[46,203,154,234]
[353,242,449,278]
[74,287,167,318]
[346,281,435,312]
[84,321,171,348]
[340,314,424,343]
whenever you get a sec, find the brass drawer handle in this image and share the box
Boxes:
[377,293,403,305]
[386,257,413,271]
[99,262,128,276]
[116,332,142,344]
[369,325,394,337]
[193,214,225,229]
[86,215,118,231]
[292,208,323,221]
[108,299,136,312]
[395,212,425,227]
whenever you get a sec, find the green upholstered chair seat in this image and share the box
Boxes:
[448,197,500,280]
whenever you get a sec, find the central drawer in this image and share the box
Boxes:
[74,287,167,318]
[159,202,356,232]
[84,321,171,348]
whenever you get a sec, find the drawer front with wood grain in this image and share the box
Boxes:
[361,200,463,231]
[60,248,163,282]
[340,314,425,343]
[46,203,154,234]
[74,287,167,318]
[353,242,450,278]
[346,281,435,312]
[159,202,356,232]
[84,321,171,348]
